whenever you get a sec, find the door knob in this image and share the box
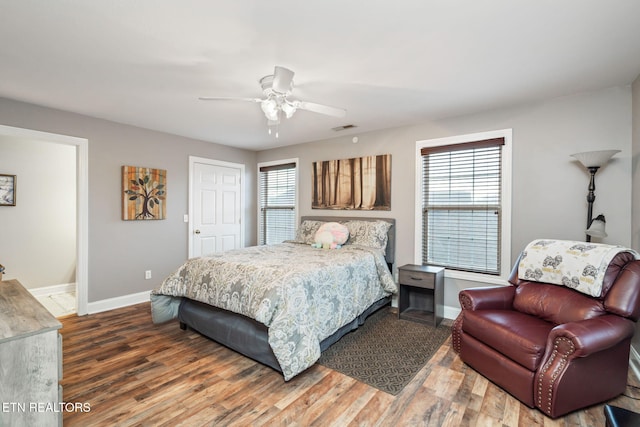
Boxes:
[194,229,201,234]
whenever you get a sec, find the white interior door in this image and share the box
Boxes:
[190,157,244,258]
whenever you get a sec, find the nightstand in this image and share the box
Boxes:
[398,264,444,327]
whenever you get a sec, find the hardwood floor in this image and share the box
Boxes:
[60,303,640,426]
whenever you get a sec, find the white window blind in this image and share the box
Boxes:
[421,138,504,275]
[258,162,296,245]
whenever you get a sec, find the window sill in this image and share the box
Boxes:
[443,268,509,286]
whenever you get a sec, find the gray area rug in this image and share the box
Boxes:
[318,306,451,395]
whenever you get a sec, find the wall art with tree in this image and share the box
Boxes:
[122,166,166,220]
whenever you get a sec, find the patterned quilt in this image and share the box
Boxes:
[151,242,397,380]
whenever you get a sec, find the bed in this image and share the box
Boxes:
[150,216,397,380]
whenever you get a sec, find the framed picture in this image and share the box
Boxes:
[0,174,16,206]
[312,154,391,210]
[122,166,166,220]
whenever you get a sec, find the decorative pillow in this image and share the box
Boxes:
[317,222,349,245]
[294,220,325,244]
[344,220,392,253]
[312,222,349,249]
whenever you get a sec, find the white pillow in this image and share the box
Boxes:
[316,222,350,245]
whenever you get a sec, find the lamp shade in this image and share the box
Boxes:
[571,150,620,168]
[586,214,607,238]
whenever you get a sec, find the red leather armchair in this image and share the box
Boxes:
[452,250,640,418]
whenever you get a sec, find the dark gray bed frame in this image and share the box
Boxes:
[178,216,396,374]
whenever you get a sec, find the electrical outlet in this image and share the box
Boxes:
[145,270,152,280]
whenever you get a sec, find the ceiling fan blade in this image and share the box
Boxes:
[272,66,295,94]
[295,101,347,118]
[199,96,262,103]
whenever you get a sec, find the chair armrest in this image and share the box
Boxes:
[535,314,635,417]
[459,285,515,311]
[453,286,516,354]
[547,315,635,357]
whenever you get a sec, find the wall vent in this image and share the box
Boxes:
[331,124,357,132]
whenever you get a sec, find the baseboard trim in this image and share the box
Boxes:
[29,283,76,297]
[87,290,151,314]
[444,305,461,320]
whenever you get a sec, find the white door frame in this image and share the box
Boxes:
[188,156,245,259]
[0,125,89,315]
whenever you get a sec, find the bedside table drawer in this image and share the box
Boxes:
[399,270,434,289]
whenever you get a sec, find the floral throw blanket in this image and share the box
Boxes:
[151,242,396,380]
[518,239,639,297]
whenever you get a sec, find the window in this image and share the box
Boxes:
[258,160,297,245]
[417,131,511,278]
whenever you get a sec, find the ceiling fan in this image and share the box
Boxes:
[199,66,347,137]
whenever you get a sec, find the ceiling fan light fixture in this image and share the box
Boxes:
[261,99,279,121]
[281,101,296,119]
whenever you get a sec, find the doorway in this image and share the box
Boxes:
[0,125,88,315]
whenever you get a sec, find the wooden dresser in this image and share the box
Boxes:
[0,279,63,427]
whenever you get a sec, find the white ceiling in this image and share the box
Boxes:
[1,1,640,151]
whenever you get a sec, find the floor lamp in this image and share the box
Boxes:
[570,149,620,242]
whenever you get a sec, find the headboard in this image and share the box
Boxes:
[300,216,396,267]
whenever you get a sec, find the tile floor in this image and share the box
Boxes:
[36,291,76,318]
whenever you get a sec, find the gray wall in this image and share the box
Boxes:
[0,97,257,302]
[631,74,640,352]
[0,135,76,289]
[257,85,633,310]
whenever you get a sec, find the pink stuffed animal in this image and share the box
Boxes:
[312,222,349,249]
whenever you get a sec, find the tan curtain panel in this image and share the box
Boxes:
[312,154,391,210]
